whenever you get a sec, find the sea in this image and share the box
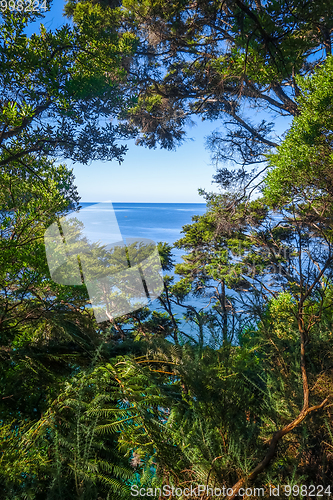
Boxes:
[74,202,210,340]
[78,202,207,263]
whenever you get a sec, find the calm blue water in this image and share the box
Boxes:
[75,203,209,339]
[79,202,207,263]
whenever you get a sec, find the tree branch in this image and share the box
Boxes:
[226,396,331,499]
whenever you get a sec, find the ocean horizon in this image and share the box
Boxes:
[77,203,207,260]
[70,202,209,328]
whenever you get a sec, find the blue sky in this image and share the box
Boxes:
[29,1,291,203]
[70,121,223,203]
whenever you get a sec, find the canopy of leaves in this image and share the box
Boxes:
[1,3,333,499]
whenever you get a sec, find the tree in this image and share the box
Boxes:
[0,156,98,423]
[265,54,333,205]
[173,192,268,345]
[0,5,137,174]
[0,1,141,426]
[0,7,141,494]
[65,0,333,193]
[111,54,333,496]
[177,56,333,496]
[2,2,333,498]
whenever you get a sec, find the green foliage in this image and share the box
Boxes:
[64,0,333,172]
[0,420,50,496]
[265,55,333,206]
[1,2,333,498]
[0,7,137,170]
